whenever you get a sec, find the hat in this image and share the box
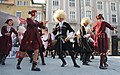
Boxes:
[96,14,104,20]
[81,17,91,26]
[5,19,13,26]
[28,10,37,16]
[5,19,13,24]
[53,9,67,22]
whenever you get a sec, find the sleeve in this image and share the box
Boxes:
[27,18,45,29]
[82,26,86,36]
[52,24,58,35]
[105,22,114,30]
[1,26,6,36]
[76,29,80,35]
[92,22,97,32]
[66,23,74,38]
[67,32,74,38]
[66,23,74,33]
[37,21,45,29]
[26,18,34,27]
[12,28,18,36]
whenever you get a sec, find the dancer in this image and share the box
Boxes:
[53,9,80,68]
[16,10,47,71]
[0,19,18,65]
[77,17,92,65]
[92,14,116,69]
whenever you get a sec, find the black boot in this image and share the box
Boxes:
[103,55,108,67]
[0,54,2,64]
[60,58,66,67]
[83,62,90,66]
[99,55,107,69]
[71,55,80,68]
[91,55,94,59]
[27,51,33,63]
[31,61,40,71]
[1,54,7,65]
[82,53,89,66]
[40,50,46,65]
[41,58,46,65]
[30,58,33,63]
[99,65,107,69]
[16,57,23,69]
[80,53,83,61]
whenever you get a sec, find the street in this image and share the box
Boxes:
[0,56,120,75]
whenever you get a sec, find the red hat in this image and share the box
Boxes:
[28,10,37,16]
[96,14,104,20]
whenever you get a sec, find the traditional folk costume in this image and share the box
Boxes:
[0,19,18,65]
[16,10,46,71]
[92,14,114,69]
[53,9,80,68]
[77,17,92,65]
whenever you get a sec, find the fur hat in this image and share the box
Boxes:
[53,9,67,22]
[81,17,91,26]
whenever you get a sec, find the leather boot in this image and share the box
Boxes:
[99,65,107,69]
[31,61,40,71]
[1,54,7,65]
[40,50,46,65]
[60,58,66,67]
[0,54,2,64]
[103,55,108,67]
[71,55,80,68]
[99,55,107,69]
[16,57,23,69]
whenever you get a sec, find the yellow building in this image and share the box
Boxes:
[0,0,44,22]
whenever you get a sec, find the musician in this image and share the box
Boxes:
[53,9,80,68]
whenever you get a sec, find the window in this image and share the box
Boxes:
[70,11,75,20]
[16,12,22,18]
[97,1,102,10]
[0,0,4,3]
[36,12,42,21]
[17,1,22,6]
[53,0,59,6]
[112,14,117,23]
[24,1,28,6]
[86,11,91,19]
[85,0,90,6]
[111,3,116,11]
[69,0,75,7]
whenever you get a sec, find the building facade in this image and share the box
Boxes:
[46,0,81,33]
[81,0,120,37]
[46,0,120,37]
[0,0,44,24]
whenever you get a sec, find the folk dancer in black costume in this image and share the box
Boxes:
[77,17,92,65]
[53,9,80,68]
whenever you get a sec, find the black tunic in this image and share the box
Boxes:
[53,22,74,52]
[79,26,92,53]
